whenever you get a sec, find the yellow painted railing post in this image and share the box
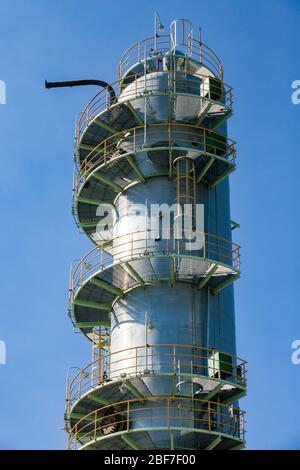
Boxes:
[94,410,97,441]
[74,423,78,450]
[135,346,138,376]
[127,401,130,430]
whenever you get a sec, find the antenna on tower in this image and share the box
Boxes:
[155,11,165,35]
[154,12,165,52]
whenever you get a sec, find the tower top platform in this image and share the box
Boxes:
[119,18,224,81]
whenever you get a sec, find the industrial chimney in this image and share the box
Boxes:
[62,17,246,451]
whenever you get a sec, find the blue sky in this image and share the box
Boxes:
[0,0,299,450]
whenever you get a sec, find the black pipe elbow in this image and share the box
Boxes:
[45,79,116,105]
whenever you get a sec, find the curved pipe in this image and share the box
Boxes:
[45,79,116,105]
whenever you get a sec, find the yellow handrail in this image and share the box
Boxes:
[68,396,245,450]
[70,229,240,299]
[118,34,224,80]
[75,123,236,194]
[76,69,232,141]
[66,343,247,411]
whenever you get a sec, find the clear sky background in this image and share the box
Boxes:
[0,0,299,450]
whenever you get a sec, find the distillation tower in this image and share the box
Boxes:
[64,19,246,450]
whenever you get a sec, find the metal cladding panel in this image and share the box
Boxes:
[204,177,232,242]
[111,283,236,357]
[119,72,204,122]
[111,283,207,351]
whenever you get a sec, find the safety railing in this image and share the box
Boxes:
[68,397,245,449]
[76,70,233,141]
[75,123,236,195]
[118,34,224,80]
[66,343,247,410]
[69,229,240,299]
